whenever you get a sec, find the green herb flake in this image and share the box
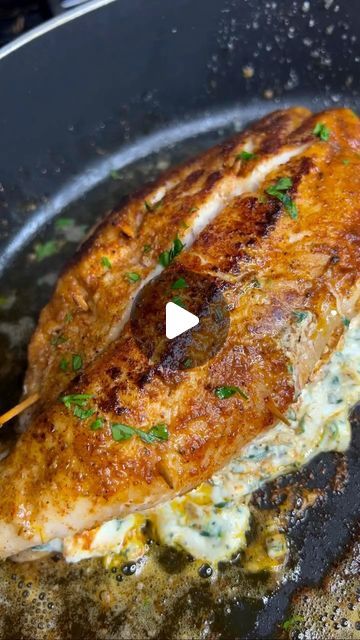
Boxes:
[296,415,306,434]
[159,236,185,267]
[50,334,68,347]
[258,194,268,204]
[342,158,350,166]
[215,501,229,509]
[101,256,112,270]
[59,357,69,372]
[143,244,152,254]
[55,217,74,230]
[146,423,169,442]
[72,354,83,372]
[90,418,104,431]
[182,358,193,369]
[282,615,305,631]
[313,122,330,142]
[171,277,188,290]
[330,421,339,439]
[111,422,169,444]
[159,251,171,267]
[60,393,93,409]
[266,177,298,220]
[342,317,350,327]
[64,312,73,324]
[268,177,293,191]
[214,385,249,400]
[235,150,257,161]
[126,272,141,283]
[110,170,121,180]
[111,423,135,442]
[34,240,60,262]
[172,296,185,308]
[73,406,95,420]
[292,310,308,323]
[144,199,162,212]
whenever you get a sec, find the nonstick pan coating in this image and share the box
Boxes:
[0,1,359,638]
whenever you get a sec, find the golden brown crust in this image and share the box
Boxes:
[1,107,360,557]
[24,107,310,412]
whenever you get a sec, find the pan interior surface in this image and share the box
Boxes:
[0,99,359,640]
[0,0,359,638]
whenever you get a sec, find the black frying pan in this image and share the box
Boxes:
[0,1,359,638]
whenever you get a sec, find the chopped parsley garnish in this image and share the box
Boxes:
[189,207,198,213]
[72,354,83,371]
[182,358,193,369]
[34,240,60,262]
[73,406,95,420]
[101,256,112,269]
[292,310,308,323]
[215,501,229,509]
[55,217,74,230]
[313,122,330,141]
[143,244,152,254]
[342,317,350,327]
[171,277,188,290]
[90,417,104,431]
[282,615,305,631]
[64,312,73,323]
[266,177,298,220]
[214,385,249,400]
[60,393,93,409]
[126,272,141,283]
[110,169,121,180]
[50,334,68,347]
[60,393,94,421]
[342,158,350,166]
[235,150,257,161]
[296,415,306,434]
[172,296,185,308]
[59,357,69,372]
[111,422,169,444]
[159,236,185,267]
[144,199,162,212]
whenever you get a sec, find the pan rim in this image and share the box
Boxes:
[0,0,117,62]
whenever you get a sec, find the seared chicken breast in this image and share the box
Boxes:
[0,107,359,559]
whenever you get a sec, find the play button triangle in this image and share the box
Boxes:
[165,301,199,340]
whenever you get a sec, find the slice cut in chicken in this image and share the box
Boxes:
[0,107,359,559]
[24,107,310,415]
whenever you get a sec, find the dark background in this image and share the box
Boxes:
[0,0,91,46]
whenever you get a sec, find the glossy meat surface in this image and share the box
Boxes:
[1,107,359,558]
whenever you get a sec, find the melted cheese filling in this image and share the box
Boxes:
[34,319,360,565]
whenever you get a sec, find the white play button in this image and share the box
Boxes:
[165,301,199,340]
